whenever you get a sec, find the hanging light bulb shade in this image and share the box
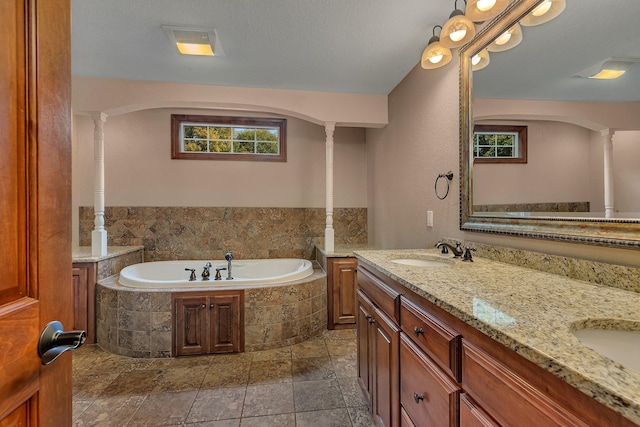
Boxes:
[421,25,453,70]
[521,0,565,26]
[471,48,490,71]
[465,0,510,23]
[486,23,522,52]
[440,0,476,49]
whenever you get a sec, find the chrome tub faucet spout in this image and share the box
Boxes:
[225,251,234,280]
[202,262,212,280]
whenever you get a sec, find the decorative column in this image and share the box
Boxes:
[324,122,336,253]
[601,128,615,218]
[91,112,108,256]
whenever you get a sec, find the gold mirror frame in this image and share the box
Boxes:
[459,0,640,249]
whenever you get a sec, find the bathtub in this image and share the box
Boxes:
[118,258,314,288]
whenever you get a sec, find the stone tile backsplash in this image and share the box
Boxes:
[79,206,367,261]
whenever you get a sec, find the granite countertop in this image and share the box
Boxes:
[72,245,144,263]
[354,248,640,425]
[316,244,378,258]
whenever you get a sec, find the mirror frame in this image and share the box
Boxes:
[459,0,640,250]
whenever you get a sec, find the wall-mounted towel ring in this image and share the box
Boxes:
[435,171,454,200]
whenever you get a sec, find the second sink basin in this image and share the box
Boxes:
[573,326,640,372]
[390,258,452,268]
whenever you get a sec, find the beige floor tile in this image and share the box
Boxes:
[101,369,163,396]
[295,408,353,427]
[72,395,146,427]
[186,387,246,423]
[293,379,346,412]
[242,383,295,417]
[248,359,292,384]
[201,363,250,388]
[238,413,296,427]
[292,356,336,382]
[152,366,207,392]
[292,336,329,359]
[128,390,198,426]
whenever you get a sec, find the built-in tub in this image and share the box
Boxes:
[119,258,314,288]
[96,259,326,357]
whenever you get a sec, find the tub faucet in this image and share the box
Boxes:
[185,268,196,281]
[225,252,234,280]
[202,262,212,280]
[435,241,464,258]
[215,267,227,281]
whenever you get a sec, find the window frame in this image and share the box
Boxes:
[171,114,287,162]
[473,124,527,164]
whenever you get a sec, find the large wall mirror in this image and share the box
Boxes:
[460,0,640,248]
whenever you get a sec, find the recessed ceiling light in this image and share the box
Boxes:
[574,57,640,80]
[162,25,225,57]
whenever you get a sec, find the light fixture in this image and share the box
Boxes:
[574,58,640,80]
[520,0,565,27]
[421,25,453,69]
[472,48,490,71]
[162,25,225,56]
[465,0,511,23]
[440,0,476,49]
[486,23,522,52]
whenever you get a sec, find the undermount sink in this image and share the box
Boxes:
[572,327,640,372]
[390,258,452,268]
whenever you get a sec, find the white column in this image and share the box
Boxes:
[324,122,336,253]
[601,128,615,218]
[91,112,108,256]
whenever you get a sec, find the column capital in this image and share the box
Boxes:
[90,111,108,122]
[324,121,336,135]
[600,128,615,138]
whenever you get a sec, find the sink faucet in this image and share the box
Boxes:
[435,241,464,258]
[225,251,234,280]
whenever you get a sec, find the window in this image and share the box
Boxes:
[473,125,527,164]
[171,115,287,162]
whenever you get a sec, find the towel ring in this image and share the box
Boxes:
[435,171,454,200]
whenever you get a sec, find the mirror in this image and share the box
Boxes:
[460,0,640,249]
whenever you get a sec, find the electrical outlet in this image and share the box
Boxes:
[427,210,434,227]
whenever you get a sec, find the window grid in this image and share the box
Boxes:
[474,131,519,159]
[181,123,280,156]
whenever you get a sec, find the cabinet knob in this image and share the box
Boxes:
[413,326,424,336]
[201,304,206,309]
[210,304,215,309]
[413,392,424,404]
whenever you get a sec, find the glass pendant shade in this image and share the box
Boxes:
[487,23,522,52]
[471,48,490,71]
[520,0,566,26]
[465,0,510,23]
[421,30,453,70]
[441,9,476,48]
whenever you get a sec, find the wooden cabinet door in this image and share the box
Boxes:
[72,263,96,343]
[356,289,374,407]
[209,293,244,353]
[174,297,208,356]
[372,307,400,427]
[328,257,358,328]
[460,393,501,427]
[0,0,72,425]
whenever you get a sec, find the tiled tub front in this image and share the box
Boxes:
[96,269,327,357]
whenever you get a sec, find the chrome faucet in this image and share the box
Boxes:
[202,262,212,280]
[225,251,234,280]
[435,241,464,258]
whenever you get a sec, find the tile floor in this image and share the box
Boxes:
[73,329,375,426]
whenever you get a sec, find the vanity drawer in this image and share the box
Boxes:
[357,266,401,322]
[400,333,460,427]
[400,297,461,381]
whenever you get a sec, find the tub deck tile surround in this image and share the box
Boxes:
[96,268,327,357]
[79,206,367,262]
[354,248,640,425]
[72,245,144,281]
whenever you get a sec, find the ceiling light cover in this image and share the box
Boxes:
[162,25,225,56]
[441,1,477,48]
[421,26,453,70]
[465,0,511,23]
[487,23,523,52]
[520,0,566,26]
[574,57,640,80]
[472,48,491,71]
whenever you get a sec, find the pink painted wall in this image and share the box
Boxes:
[72,108,367,245]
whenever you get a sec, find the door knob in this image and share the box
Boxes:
[38,321,86,365]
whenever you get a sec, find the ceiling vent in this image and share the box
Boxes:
[162,25,225,56]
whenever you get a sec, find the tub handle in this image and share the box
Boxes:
[215,267,227,281]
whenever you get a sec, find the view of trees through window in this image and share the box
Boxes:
[474,132,517,158]
[171,115,287,162]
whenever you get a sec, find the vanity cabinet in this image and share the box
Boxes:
[327,257,358,329]
[357,267,401,427]
[356,264,637,427]
[172,290,244,356]
[72,262,97,344]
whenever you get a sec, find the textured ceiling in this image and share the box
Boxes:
[71,1,640,100]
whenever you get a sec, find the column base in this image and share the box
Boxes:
[92,229,108,257]
[324,228,334,253]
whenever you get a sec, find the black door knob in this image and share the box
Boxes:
[38,321,86,365]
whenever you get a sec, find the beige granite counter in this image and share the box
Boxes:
[354,248,640,425]
[315,244,378,258]
[72,246,144,263]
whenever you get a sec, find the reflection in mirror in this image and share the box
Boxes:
[460,0,640,248]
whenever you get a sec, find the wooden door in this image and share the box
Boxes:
[174,296,208,356]
[328,257,358,329]
[0,0,72,425]
[356,290,374,408]
[209,292,244,354]
[372,307,400,427]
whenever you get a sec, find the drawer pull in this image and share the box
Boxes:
[413,392,424,404]
[413,326,424,336]
[365,315,375,325]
